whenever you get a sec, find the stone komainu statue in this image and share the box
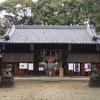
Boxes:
[2,64,12,76]
[88,65,100,87]
[0,64,15,87]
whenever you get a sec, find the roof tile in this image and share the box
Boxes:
[0,25,100,44]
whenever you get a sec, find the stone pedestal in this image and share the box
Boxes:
[0,76,15,88]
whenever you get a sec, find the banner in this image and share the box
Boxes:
[74,63,80,72]
[84,63,91,72]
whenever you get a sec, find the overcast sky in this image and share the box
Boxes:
[0,0,38,3]
[0,0,5,3]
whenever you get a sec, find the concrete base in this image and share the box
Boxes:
[0,76,15,88]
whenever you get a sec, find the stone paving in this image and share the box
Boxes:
[14,76,89,81]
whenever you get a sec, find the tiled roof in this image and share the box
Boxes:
[0,25,100,44]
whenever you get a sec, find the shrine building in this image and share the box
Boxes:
[0,25,100,77]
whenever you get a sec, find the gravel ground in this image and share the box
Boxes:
[0,79,100,100]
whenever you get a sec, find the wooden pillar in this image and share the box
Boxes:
[34,51,38,75]
[81,63,85,76]
[77,72,80,76]
[0,63,2,75]
[88,72,91,76]
[66,57,68,76]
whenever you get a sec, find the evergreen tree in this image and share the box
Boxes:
[0,0,100,35]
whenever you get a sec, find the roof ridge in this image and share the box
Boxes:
[14,25,87,29]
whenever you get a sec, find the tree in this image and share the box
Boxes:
[0,0,100,35]
[0,0,33,25]
[82,0,100,34]
[0,18,9,36]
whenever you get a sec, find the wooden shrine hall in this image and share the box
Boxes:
[0,25,100,77]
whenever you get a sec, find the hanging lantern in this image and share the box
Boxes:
[30,44,34,51]
[50,51,52,56]
[41,50,42,54]
[43,50,45,54]
[45,50,47,55]
[96,44,99,51]
[60,50,62,54]
[55,51,57,56]
[68,44,71,51]
[2,44,6,50]
[0,47,1,53]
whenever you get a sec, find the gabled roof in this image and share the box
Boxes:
[0,25,100,44]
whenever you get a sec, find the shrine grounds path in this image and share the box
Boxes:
[0,76,100,100]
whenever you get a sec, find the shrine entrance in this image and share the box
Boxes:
[35,48,67,76]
